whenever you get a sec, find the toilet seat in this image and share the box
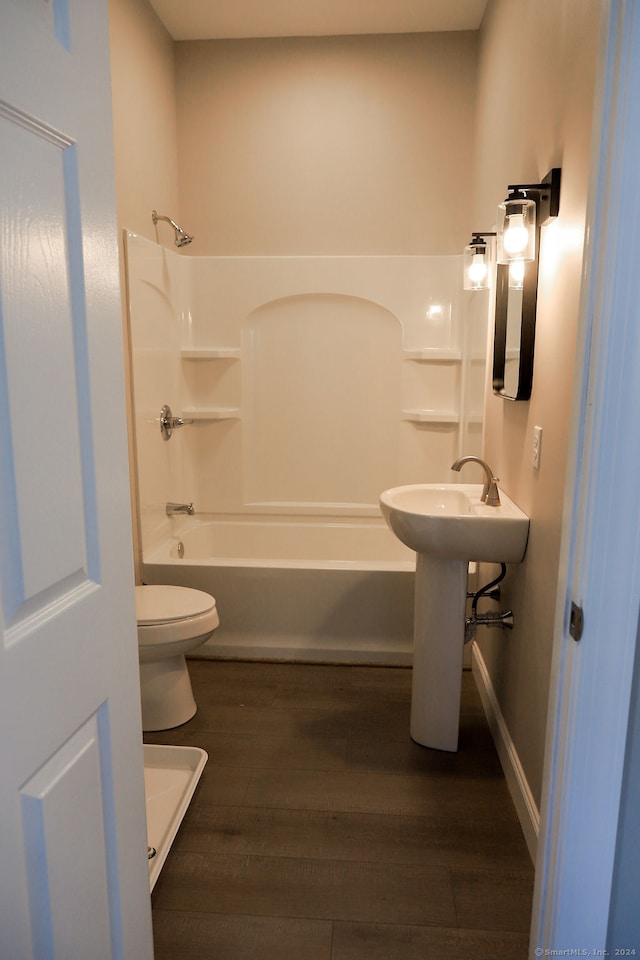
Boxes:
[136,584,216,624]
[136,585,219,647]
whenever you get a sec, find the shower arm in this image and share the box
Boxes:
[151,210,194,247]
[152,210,181,233]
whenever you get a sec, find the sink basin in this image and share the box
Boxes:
[379,483,529,562]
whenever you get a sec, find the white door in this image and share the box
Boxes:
[0,2,154,958]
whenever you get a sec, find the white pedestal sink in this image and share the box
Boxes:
[379,483,529,751]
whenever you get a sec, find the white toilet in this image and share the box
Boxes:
[135,584,219,731]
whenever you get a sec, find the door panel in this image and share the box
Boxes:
[20,710,113,960]
[0,104,94,624]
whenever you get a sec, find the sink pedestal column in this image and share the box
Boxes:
[410,554,467,751]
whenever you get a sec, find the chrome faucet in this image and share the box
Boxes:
[451,456,501,506]
[166,502,195,517]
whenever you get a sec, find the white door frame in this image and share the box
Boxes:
[532,0,640,950]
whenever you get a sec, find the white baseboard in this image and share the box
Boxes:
[471,643,539,863]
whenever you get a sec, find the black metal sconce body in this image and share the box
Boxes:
[492,168,561,401]
[492,241,540,400]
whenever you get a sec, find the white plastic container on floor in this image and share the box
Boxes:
[143,743,207,890]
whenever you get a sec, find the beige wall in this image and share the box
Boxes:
[473,0,603,805]
[109,0,179,244]
[174,33,478,256]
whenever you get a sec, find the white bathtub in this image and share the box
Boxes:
[142,517,416,664]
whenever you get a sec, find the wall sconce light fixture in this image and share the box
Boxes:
[463,232,496,291]
[496,168,561,264]
[493,167,562,401]
[461,168,561,398]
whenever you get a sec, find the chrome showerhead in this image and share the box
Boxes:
[151,210,194,248]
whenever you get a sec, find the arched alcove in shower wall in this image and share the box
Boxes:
[177,254,485,520]
[242,293,401,510]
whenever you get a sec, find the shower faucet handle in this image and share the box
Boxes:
[160,404,194,441]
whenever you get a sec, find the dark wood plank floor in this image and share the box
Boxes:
[145,660,534,959]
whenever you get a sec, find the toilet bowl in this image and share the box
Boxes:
[136,584,219,731]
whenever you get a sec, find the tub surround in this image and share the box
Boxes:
[126,233,488,662]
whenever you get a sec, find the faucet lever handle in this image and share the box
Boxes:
[484,478,501,506]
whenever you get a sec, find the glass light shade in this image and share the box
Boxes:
[509,259,525,290]
[497,196,536,263]
[463,243,490,291]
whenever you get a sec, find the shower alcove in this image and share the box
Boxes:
[126,234,488,663]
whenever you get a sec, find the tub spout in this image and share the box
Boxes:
[166,502,195,517]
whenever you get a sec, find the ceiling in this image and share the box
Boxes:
[148,0,489,42]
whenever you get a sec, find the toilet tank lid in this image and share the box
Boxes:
[135,584,216,624]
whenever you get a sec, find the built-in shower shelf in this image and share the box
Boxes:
[402,349,462,362]
[181,348,241,360]
[182,407,241,421]
[402,409,459,423]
